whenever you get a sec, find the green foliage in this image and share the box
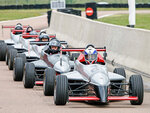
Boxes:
[97,13,150,30]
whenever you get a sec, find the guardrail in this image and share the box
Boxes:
[47,10,150,75]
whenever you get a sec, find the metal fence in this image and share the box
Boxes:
[0,0,150,6]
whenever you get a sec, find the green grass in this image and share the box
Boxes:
[97,14,150,30]
[0,0,150,5]
[0,9,49,21]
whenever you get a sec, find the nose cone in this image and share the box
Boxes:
[54,61,70,73]
[95,86,108,103]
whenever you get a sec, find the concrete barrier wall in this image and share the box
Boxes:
[48,11,150,74]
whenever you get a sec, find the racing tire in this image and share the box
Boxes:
[13,57,24,81]
[8,49,17,70]
[6,46,14,65]
[113,68,126,95]
[23,63,35,88]
[113,68,126,78]
[16,53,27,64]
[43,68,56,96]
[129,75,144,105]
[0,43,7,61]
[54,75,68,105]
[71,53,80,61]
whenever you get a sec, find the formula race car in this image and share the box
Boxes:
[53,45,144,106]
[13,33,57,81]
[0,24,40,63]
[22,39,71,96]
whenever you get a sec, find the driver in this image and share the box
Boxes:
[39,34,49,42]
[45,39,61,54]
[14,24,23,34]
[83,45,98,64]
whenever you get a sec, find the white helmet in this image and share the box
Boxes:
[84,45,97,63]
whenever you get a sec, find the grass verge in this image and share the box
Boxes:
[97,13,150,30]
[0,9,49,21]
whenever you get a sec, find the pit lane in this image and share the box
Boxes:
[0,12,150,113]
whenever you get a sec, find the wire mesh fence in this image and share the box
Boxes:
[0,0,150,6]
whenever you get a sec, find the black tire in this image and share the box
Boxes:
[54,75,68,105]
[113,68,126,78]
[23,63,35,88]
[6,46,14,65]
[0,43,7,61]
[8,49,17,70]
[71,53,80,61]
[43,68,56,96]
[13,57,24,81]
[16,53,27,64]
[129,75,144,105]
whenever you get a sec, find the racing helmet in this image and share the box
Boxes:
[14,24,23,34]
[29,31,38,35]
[49,39,61,54]
[84,45,98,64]
[15,25,23,30]
[39,34,49,42]
[39,30,46,35]
[26,26,33,33]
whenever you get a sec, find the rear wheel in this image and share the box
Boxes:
[16,53,26,64]
[0,43,7,61]
[13,57,24,81]
[113,68,126,96]
[54,75,68,105]
[113,68,126,78]
[129,75,144,105]
[6,46,14,65]
[23,63,35,88]
[43,68,56,96]
[8,49,17,70]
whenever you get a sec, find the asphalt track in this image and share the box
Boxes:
[0,11,150,113]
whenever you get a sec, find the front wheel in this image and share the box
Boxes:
[129,75,144,105]
[8,49,17,70]
[43,68,56,96]
[13,57,24,81]
[23,63,35,88]
[54,75,68,105]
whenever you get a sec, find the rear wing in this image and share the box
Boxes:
[61,47,107,60]
[61,47,106,52]
[29,41,68,45]
[22,34,56,39]
[2,25,28,28]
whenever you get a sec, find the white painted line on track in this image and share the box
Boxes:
[98,14,114,19]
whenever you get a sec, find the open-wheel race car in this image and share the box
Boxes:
[0,24,40,65]
[13,33,57,81]
[53,45,144,106]
[21,39,71,96]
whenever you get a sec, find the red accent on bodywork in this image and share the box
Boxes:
[97,53,105,63]
[35,81,43,85]
[69,96,138,101]
[22,35,39,38]
[62,49,106,52]
[77,53,85,62]
[69,96,100,101]
[12,30,25,34]
[49,35,56,38]
[2,25,28,28]
[35,38,39,41]
[108,96,138,101]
